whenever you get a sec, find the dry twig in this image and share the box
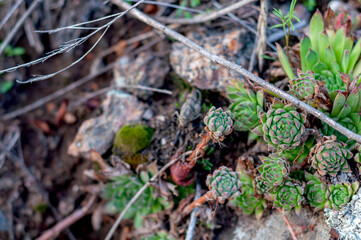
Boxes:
[0,0,24,32]
[36,195,96,240]
[104,151,192,240]
[112,0,361,143]
[277,208,298,240]
[155,0,255,25]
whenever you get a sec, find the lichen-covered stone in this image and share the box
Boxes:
[325,188,361,239]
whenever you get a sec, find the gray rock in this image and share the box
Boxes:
[170,28,253,91]
[325,188,361,240]
[68,90,145,158]
[218,208,330,240]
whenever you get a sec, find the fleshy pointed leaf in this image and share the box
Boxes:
[276,43,295,79]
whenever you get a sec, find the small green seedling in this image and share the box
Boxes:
[271,0,300,54]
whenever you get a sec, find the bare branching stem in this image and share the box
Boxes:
[112,0,361,144]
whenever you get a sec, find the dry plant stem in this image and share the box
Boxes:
[112,0,361,144]
[0,0,41,56]
[183,191,213,215]
[0,0,24,32]
[277,208,298,240]
[36,195,96,240]
[155,0,255,25]
[185,180,202,240]
[104,151,192,240]
[186,133,211,165]
[0,62,115,121]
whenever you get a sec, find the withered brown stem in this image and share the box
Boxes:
[183,191,214,215]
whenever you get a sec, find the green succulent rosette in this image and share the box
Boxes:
[310,138,352,177]
[289,70,318,100]
[272,180,305,214]
[252,102,307,150]
[258,155,290,188]
[206,166,242,204]
[329,182,359,210]
[305,173,330,211]
[272,180,304,214]
[204,106,233,141]
[227,80,264,132]
[230,172,267,219]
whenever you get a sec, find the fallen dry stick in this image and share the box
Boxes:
[36,195,96,240]
[111,0,361,144]
[277,208,298,240]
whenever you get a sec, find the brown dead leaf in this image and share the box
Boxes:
[55,100,67,126]
[32,119,51,134]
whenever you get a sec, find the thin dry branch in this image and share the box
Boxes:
[104,151,192,240]
[0,0,146,83]
[0,0,24,32]
[112,0,361,144]
[0,0,41,56]
[155,0,255,24]
[277,208,298,240]
[36,195,96,240]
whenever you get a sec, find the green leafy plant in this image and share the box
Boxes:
[271,0,300,53]
[104,170,171,229]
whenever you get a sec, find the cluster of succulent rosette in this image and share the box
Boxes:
[225,8,361,216]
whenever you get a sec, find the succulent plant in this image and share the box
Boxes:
[258,155,290,188]
[252,102,307,150]
[204,106,233,141]
[206,166,242,204]
[277,8,361,93]
[310,137,353,177]
[329,182,359,210]
[305,173,330,211]
[227,80,264,132]
[255,176,271,194]
[230,172,267,219]
[272,180,304,213]
[289,70,318,100]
